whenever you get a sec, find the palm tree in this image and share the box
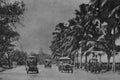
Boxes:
[50,23,66,57]
[50,0,120,72]
[86,0,120,71]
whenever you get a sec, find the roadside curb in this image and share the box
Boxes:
[0,68,5,72]
[0,67,14,72]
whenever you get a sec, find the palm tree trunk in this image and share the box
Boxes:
[0,61,2,67]
[85,55,88,70]
[7,54,12,68]
[85,55,87,63]
[107,55,111,71]
[0,54,1,65]
[80,54,83,68]
[76,50,79,69]
[99,55,102,63]
[7,58,11,68]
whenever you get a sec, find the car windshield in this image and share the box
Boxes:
[27,56,37,65]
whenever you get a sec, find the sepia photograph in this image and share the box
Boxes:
[0,0,120,80]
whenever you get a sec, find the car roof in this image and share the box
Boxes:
[28,56,36,58]
[62,63,70,65]
[59,57,71,60]
[27,56,36,59]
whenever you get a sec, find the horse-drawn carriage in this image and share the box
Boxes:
[26,56,39,74]
[58,57,73,73]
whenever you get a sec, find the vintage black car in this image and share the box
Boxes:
[58,57,73,73]
[26,56,39,74]
[58,63,73,73]
[88,58,101,73]
[44,59,52,68]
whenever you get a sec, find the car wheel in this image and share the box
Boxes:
[71,69,73,73]
[36,70,39,73]
[59,68,60,72]
[68,70,70,73]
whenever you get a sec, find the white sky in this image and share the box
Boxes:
[16,0,89,54]
[7,0,120,54]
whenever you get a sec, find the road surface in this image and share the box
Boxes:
[0,65,120,80]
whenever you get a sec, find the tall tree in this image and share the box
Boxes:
[50,0,120,71]
[0,1,26,67]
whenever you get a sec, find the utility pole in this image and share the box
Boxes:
[76,49,79,68]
